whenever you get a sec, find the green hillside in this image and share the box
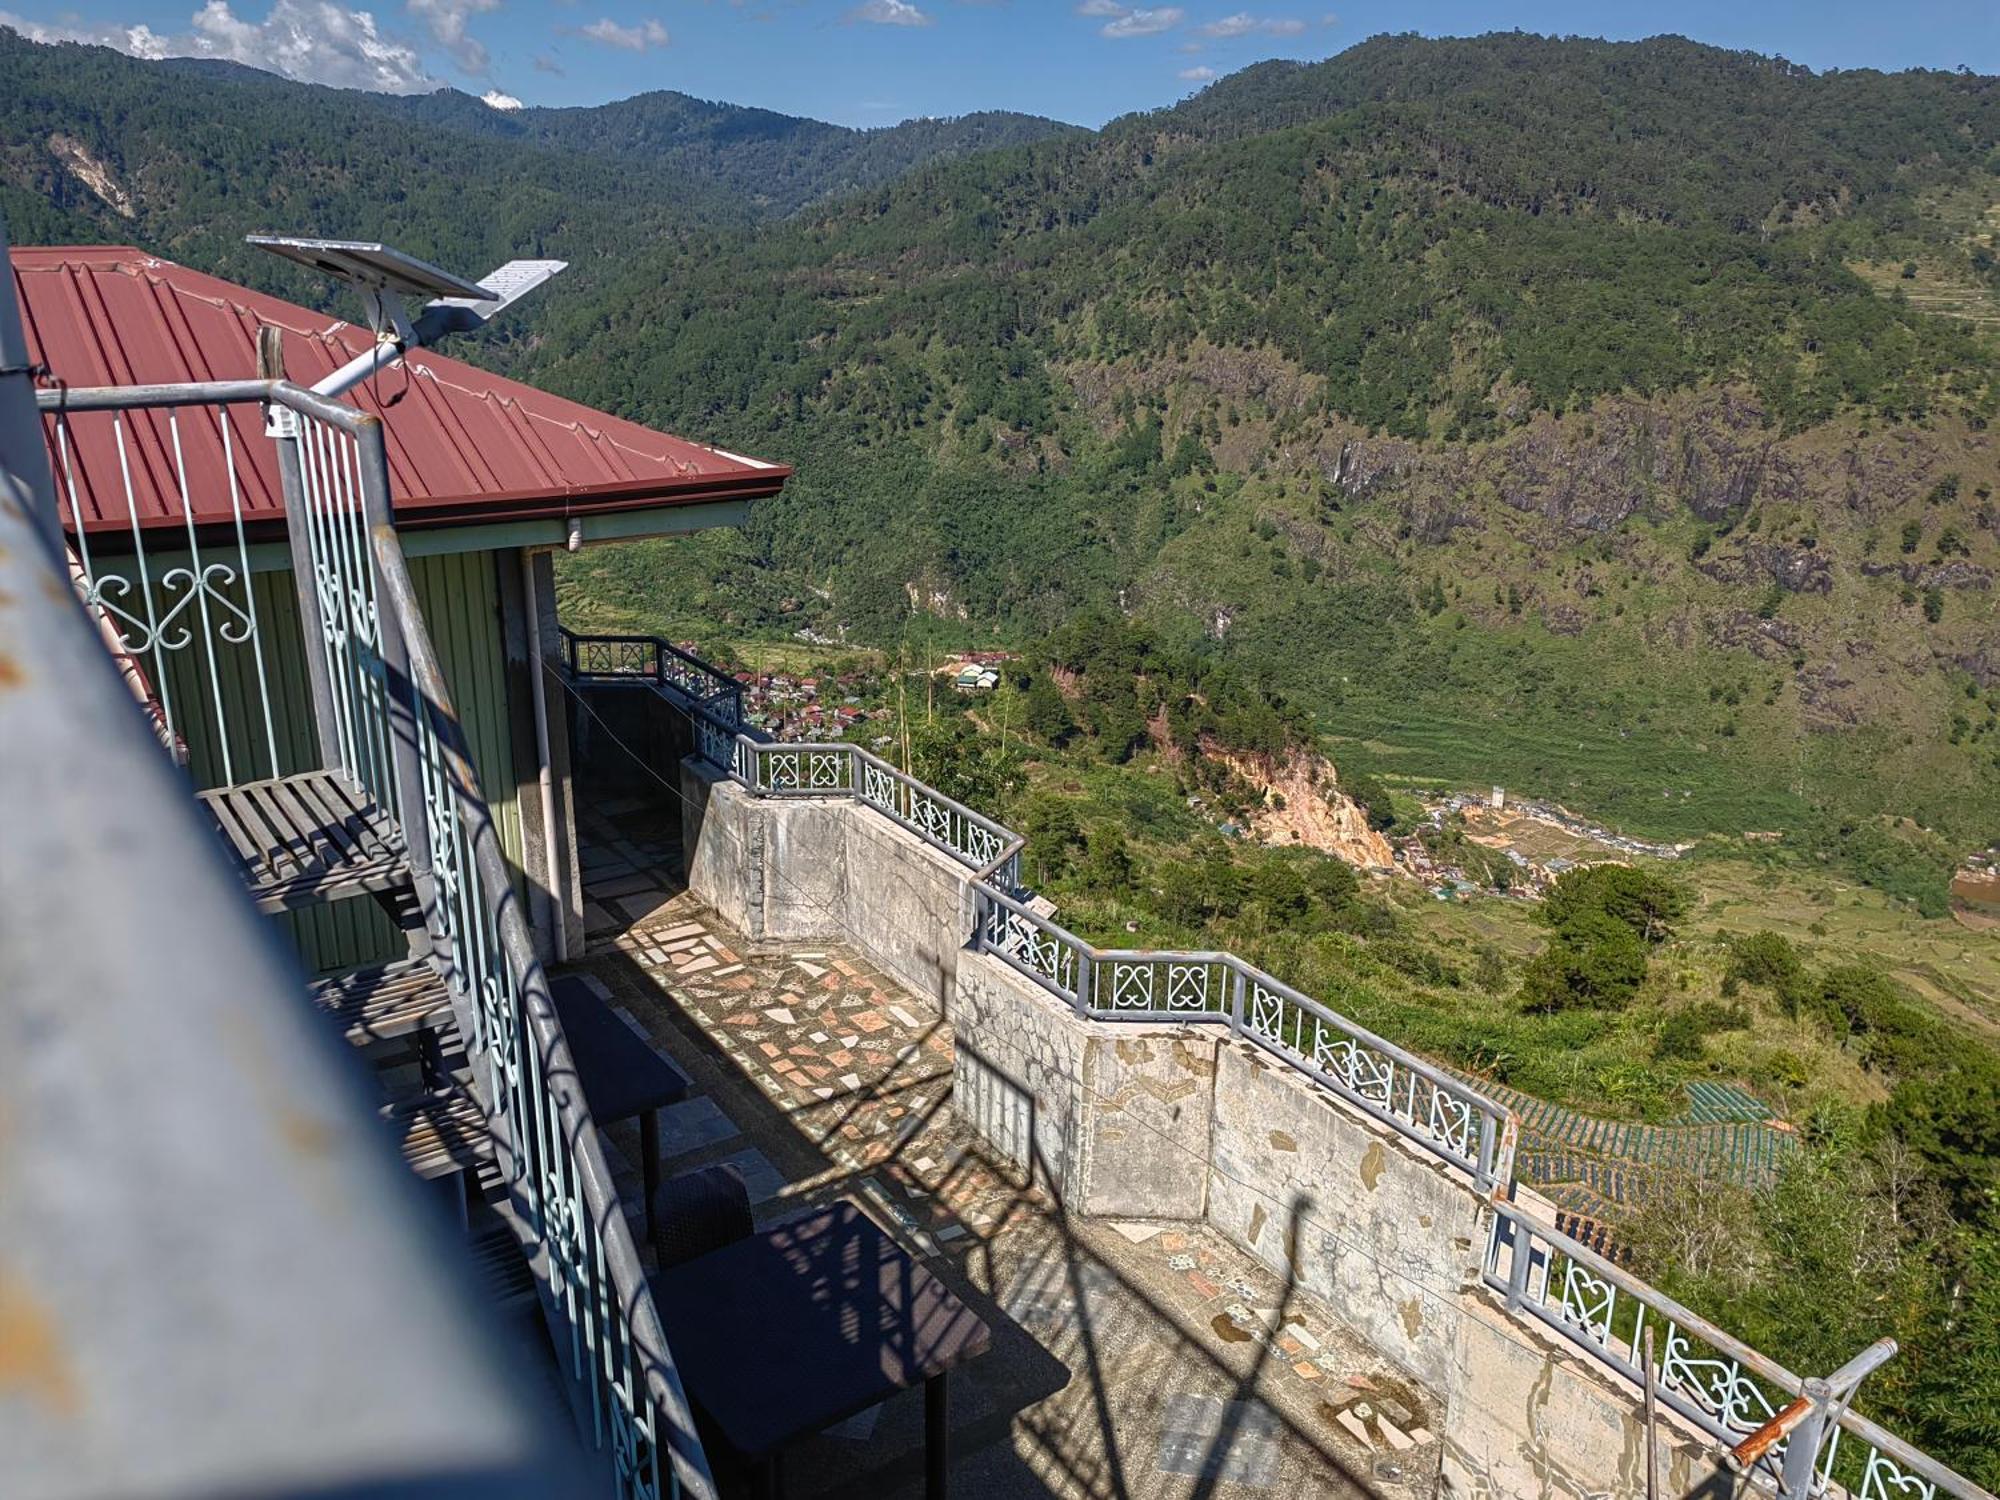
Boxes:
[512,34,2000,854]
[7,26,2000,1474]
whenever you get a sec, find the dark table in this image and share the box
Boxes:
[649,1201,992,1498]
[549,976,690,1245]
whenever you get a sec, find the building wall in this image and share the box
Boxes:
[158,550,524,972]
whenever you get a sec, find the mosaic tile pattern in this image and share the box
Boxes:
[561,791,1443,1498]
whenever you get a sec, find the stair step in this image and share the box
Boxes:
[309,958,453,1047]
[198,769,409,914]
[467,1214,539,1316]
[385,1089,493,1182]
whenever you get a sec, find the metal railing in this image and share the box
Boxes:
[575,628,1997,1500]
[378,535,710,1500]
[42,386,287,788]
[564,631,745,728]
[39,383,714,1500]
[564,639,1508,1191]
[2,249,578,1495]
[1488,1205,1988,1500]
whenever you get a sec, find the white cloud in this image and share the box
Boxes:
[1074,0,1124,13]
[406,0,497,74]
[1177,64,1214,79]
[848,0,931,24]
[481,87,522,108]
[532,52,565,74]
[579,16,669,48]
[0,1,441,92]
[1197,11,1304,37]
[1101,5,1180,37]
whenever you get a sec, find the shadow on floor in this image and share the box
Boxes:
[565,734,1410,1499]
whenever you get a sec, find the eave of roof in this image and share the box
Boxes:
[14,246,792,536]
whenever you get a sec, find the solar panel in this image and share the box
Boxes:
[246,236,495,301]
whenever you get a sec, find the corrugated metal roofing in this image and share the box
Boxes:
[14,246,790,537]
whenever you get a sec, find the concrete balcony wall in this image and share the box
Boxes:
[1206,1036,1484,1394]
[678,758,1733,1500]
[681,759,971,1009]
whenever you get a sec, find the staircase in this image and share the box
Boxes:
[198,769,492,1214]
[40,375,714,1500]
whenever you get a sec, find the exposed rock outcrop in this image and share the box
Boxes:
[1208,746,1396,870]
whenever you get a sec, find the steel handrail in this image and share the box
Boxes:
[373,528,714,1500]
[1487,1202,1997,1500]
[37,382,715,1500]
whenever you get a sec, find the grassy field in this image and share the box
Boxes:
[1687,853,2000,1036]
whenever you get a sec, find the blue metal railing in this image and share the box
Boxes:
[38,382,716,1500]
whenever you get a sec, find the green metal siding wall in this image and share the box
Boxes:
[159,551,523,973]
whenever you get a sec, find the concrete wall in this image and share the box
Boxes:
[949,950,1087,1203]
[1440,1294,1732,1500]
[680,760,972,1010]
[944,950,1733,1500]
[1206,1037,1485,1393]
[677,761,1736,1499]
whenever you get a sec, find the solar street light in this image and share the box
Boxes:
[246,235,565,398]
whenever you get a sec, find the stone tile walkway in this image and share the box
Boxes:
[564,797,1441,1499]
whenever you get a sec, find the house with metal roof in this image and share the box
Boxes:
[14,243,789,968]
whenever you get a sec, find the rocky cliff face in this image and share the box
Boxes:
[1209,745,1397,870]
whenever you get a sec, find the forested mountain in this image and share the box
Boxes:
[518,34,2000,849]
[6,26,2000,851]
[0,27,1072,299]
[398,89,1079,218]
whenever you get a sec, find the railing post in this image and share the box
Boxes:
[1504,1212,1531,1312]
[1075,945,1093,1017]
[1779,1378,1835,1495]
[352,417,435,905]
[1230,965,1247,1035]
[970,885,988,954]
[271,420,343,772]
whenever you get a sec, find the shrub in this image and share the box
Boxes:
[1519,910,1650,1013]
[1728,929,1803,990]
[1540,864,1691,945]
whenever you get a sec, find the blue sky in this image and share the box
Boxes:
[2,0,1994,127]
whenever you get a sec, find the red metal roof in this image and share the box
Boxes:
[13,245,790,538]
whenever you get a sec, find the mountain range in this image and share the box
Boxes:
[6,24,1999,854]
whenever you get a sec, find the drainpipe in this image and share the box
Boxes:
[522,548,568,963]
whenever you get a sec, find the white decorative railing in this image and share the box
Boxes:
[1490,1205,1986,1500]
[577,629,1998,1500]
[44,393,285,789]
